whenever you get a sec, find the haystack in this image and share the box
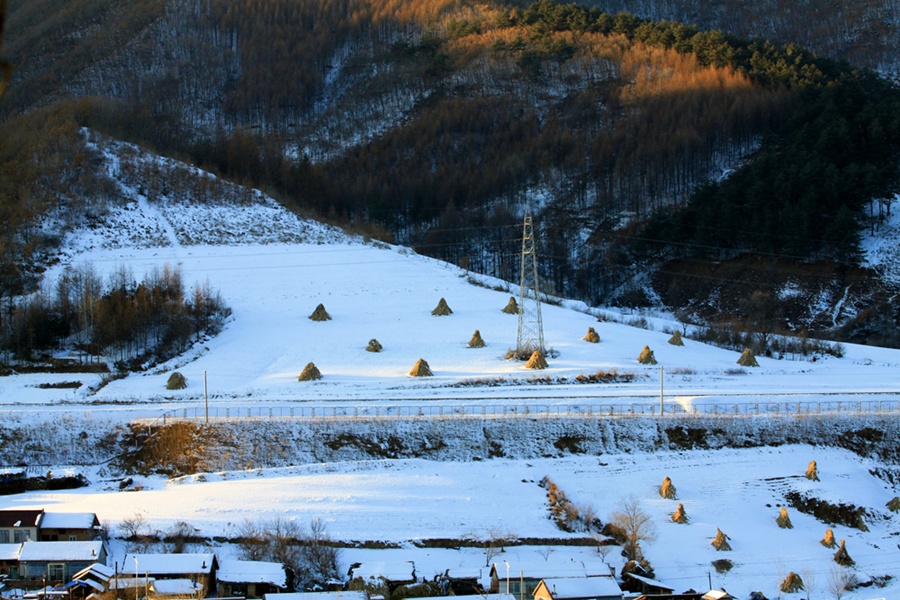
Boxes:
[166,372,187,390]
[468,329,486,348]
[779,572,804,594]
[668,330,684,346]
[583,327,600,343]
[672,503,689,524]
[365,338,383,353]
[298,362,322,381]
[776,506,793,529]
[637,345,657,365]
[887,496,900,512]
[821,528,836,548]
[525,350,548,370]
[711,528,732,551]
[309,303,332,321]
[659,476,677,499]
[431,298,453,316]
[409,358,433,377]
[833,539,854,566]
[805,460,819,481]
[737,348,759,367]
[502,297,519,314]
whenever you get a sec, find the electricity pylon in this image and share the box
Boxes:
[516,209,545,359]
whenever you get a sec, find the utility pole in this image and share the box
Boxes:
[516,209,544,359]
[204,370,209,424]
[659,366,664,415]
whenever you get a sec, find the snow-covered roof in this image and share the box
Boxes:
[701,591,735,600]
[443,568,482,579]
[72,563,115,583]
[39,513,98,530]
[350,562,415,582]
[0,511,42,529]
[492,561,599,580]
[18,541,103,562]
[538,577,622,599]
[153,579,203,596]
[0,543,21,561]
[127,553,215,575]
[265,592,368,600]
[622,572,673,592]
[217,560,287,587]
[110,577,155,590]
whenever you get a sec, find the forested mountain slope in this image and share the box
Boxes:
[1,0,899,351]
[584,0,900,79]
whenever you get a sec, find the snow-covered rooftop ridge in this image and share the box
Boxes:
[152,579,203,596]
[125,553,215,574]
[73,562,115,581]
[537,576,622,598]
[217,559,288,586]
[0,543,21,560]
[349,561,415,581]
[18,541,103,562]
[39,512,98,530]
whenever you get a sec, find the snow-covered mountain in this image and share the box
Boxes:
[1,138,899,600]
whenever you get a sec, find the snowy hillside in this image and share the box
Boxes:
[1,141,899,600]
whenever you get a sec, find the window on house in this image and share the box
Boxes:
[68,535,78,541]
[13,530,29,543]
[0,531,8,543]
[48,563,65,581]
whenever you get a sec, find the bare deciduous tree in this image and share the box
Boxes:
[166,520,196,553]
[609,495,657,561]
[120,512,148,539]
[826,565,857,599]
[235,517,340,590]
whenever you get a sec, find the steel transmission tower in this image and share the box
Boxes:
[516,210,545,359]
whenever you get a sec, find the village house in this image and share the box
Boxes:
[433,568,484,595]
[0,542,20,578]
[532,577,623,600]
[38,513,102,542]
[17,540,106,583]
[123,553,217,597]
[347,562,415,593]
[623,573,676,596]
[489,561,613,599]
[70,562,116,596]
[217,559,294,598]
[0,510,43,544]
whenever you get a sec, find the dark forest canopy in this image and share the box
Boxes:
[0,0,899,345]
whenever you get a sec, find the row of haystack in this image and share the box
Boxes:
[309,297,520,322]
[658,468,858,581]
[635,343,759,367]
[297,357,435,381]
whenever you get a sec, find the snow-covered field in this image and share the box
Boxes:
[2,142,899,599]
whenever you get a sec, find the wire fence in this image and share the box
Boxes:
[152,397,900,425]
